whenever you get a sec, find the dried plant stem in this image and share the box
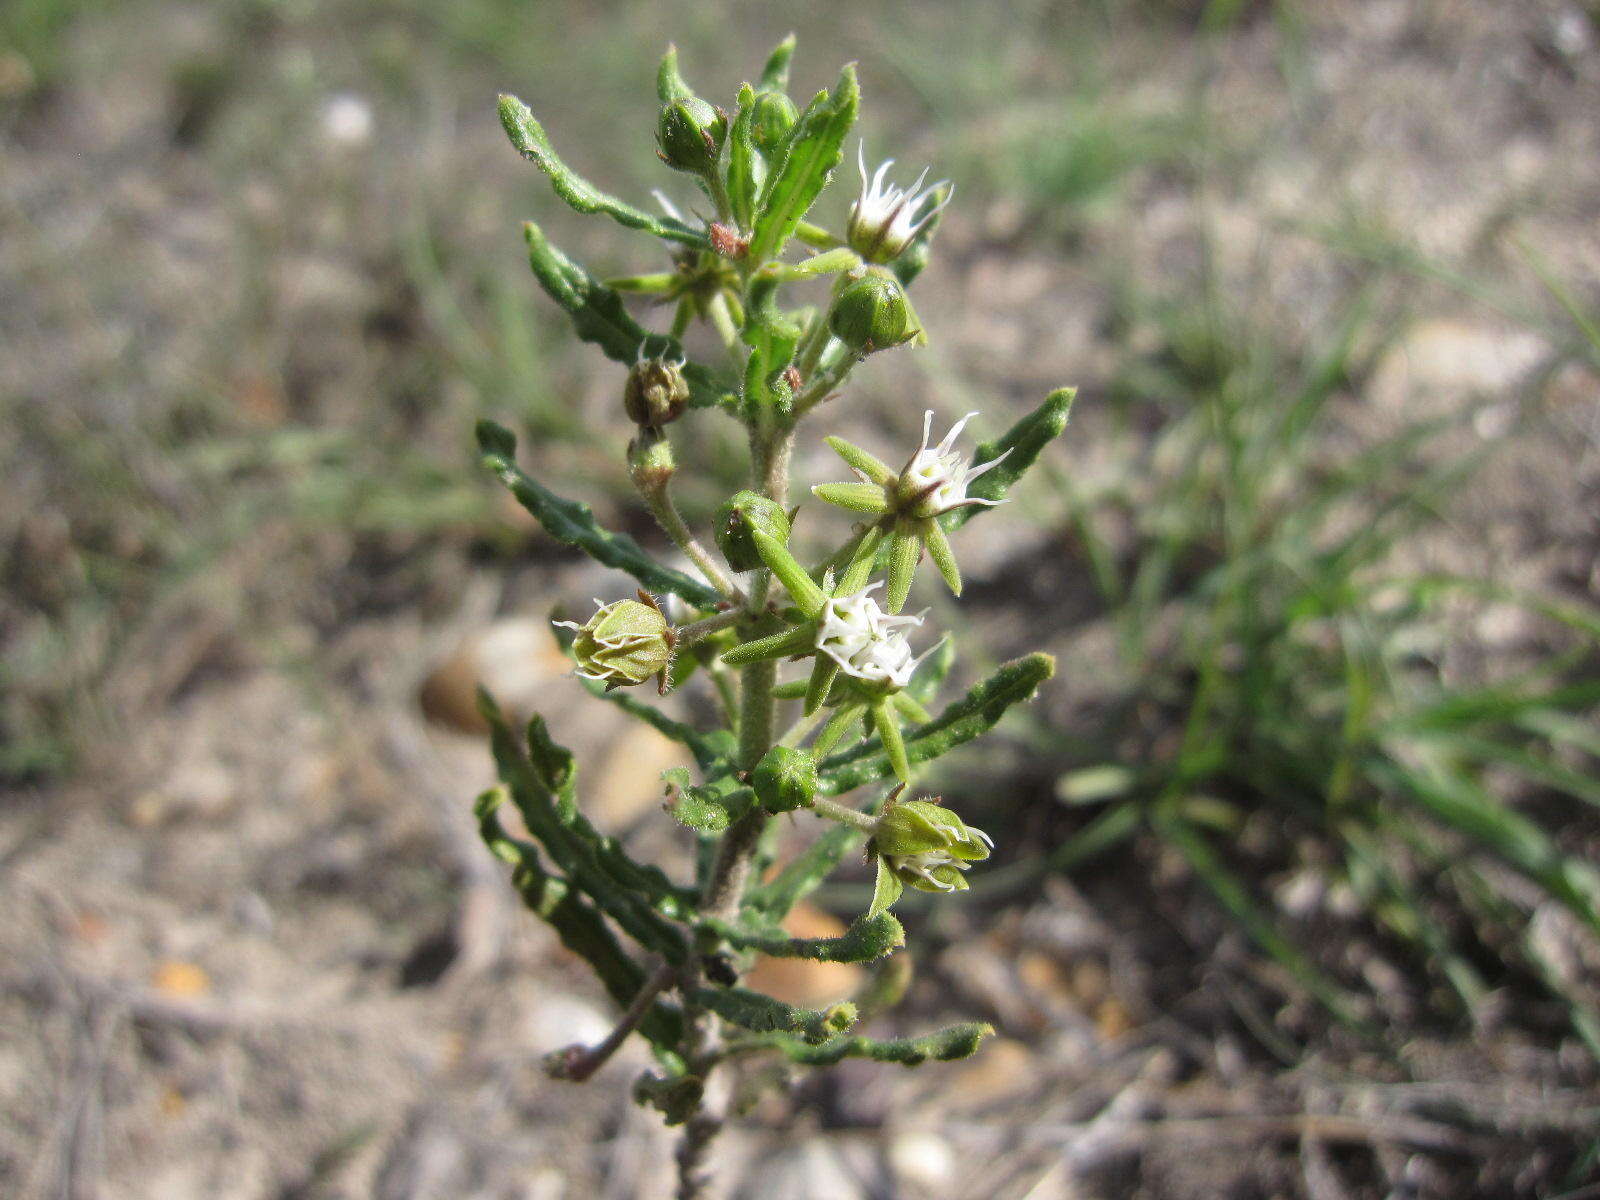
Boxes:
[560,961,675,1082]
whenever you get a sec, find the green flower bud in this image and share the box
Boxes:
[657,96,726,174]
[623,356,690,428]
[752,745,816,814]
[828,268,911,352]
[626,429,676,493]
[555,595,675,692]
[749,89,798,157]
[872,799,991,861]
[713,489,791,573]
[870,798,991,903]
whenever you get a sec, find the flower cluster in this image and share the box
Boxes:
[814,585,929,689]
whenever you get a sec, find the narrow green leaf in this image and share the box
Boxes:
[944,387,1077,532]
[885,525,920,613]
[519,222,731,410]
[693,987,857,1044]
[824,435,895,486]
[703,911,904,963]
[923,519,961,594]
[721,624,815,667]
[499,95,706,246]
[736,1021,993,1067]
[474,788,685,1058]
[872,699,911,784]
[478,690,695,950]
[727,84,764,230]
[758,34,797,93]
[752,528,828,615]
[477,420,722,609]
[813,482,889,513]
[656,44,693,102]
[804,654,841,716]
[1374,759,1600,933]
[748,66,859,265]
[867,856,904,919]
[819,655,1055,795]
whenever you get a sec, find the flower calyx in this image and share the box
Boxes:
[811,410,1011,611]
[554,591,677,695]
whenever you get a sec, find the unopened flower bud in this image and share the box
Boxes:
[714,489,791,573]
[555,596,675,691]
[872,799,992,893]
[828,269,911,352]
[624,356,691,428]
[873,800,988,857]
[657,97,726,174]
[627,430,676,492]
[749,90,798,156]
[753,745,816,814]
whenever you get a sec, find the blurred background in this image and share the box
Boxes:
[4,0,1599,1196]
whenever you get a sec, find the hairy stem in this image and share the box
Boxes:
[811,795,880,833]
[637,476,745,602]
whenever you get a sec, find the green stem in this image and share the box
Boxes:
[676,609,745,645]
[811,796,879,834]
[637,478,744,602]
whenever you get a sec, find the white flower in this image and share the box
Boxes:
[847,142,951,264]
[814,585,931,689]
[898,410,1011,517]
[885,841,992,891]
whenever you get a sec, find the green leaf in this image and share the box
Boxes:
[526,715,576,817]
[633,1070,703,1126]
[693,987,857,1044]
[819,654,1055,795]
[944,387,1077,531]
[727,84,765,230]
[656,44,693,102]
[748,66,859,266]
[477,420,723,609]
[758,33,797,92]
[668,779,754,833]
[474,788,685,1060]
[824,435,895,486]
[885,526,920,613]
[707,911,905,963]
[867,856,904,919]
[923,519,961,594]
[721,623,815,667]
[519,222,732,410]
[735,1021,993,1067]
[812,482,889,514]
[499,95,706,246]
[478,689,694,950]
